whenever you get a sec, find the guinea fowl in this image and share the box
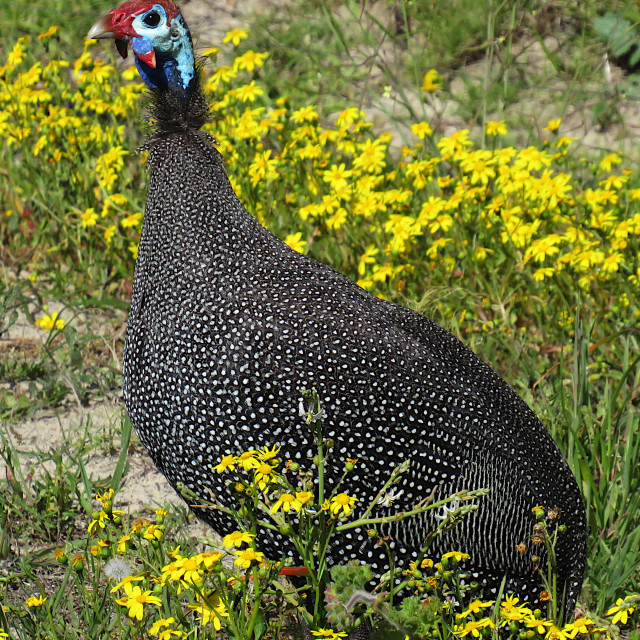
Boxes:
[88,0,588,622]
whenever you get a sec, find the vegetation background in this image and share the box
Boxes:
[0,0,639,637]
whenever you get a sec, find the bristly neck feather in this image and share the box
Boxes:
[145,62,211,135]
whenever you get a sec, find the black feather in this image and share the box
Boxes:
[122,25,588,622]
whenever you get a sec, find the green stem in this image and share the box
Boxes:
[245,563,262,637]
[337,499,480,532]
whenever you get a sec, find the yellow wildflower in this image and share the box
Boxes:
[210,65,237,85]
[26,595,47,607]
[458,600,495,619]
[599,152,622,173]
[104,225,116,244]
[38,26,59,39]
[234,81,263,103]
[149,617,187,638]
[323,163,353,190]
[233,547,265,569]
[214,454,236,473]
[143,524,164,541]
[485,120,507,136]
[441,551,471,562]
[524,616,553,634]
[311,629,348,638]
[329,493,357,517]
[336,107,364,128]
[222,531,255,549]
[437,130,472,158]
[110,574,145,593]
[223,28,249,46]
[411,121,433,139]
[162,555,204,586]
[35,312,65,331]
[254,461,278,490]
[353,139,386,173]
[121,212,143,228]
[237,450,259,471]
[291,105,318,123]
[607,596,637,625]
[421,69,441,92]
[543,118,561,132]
[284,232,307,253]
[189,591,228,630]
[256,445,281,461]
[81,207,98,228]
[563,617,594,638]
[115,582,161,621]
[234,50,267,72]
[454,618,494,637]
[546,624,570,639]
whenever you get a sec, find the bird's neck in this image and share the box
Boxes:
[147,65,209,133]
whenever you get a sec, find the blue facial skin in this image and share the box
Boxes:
[128,6,194,93]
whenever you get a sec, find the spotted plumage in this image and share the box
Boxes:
[89,1,588,619]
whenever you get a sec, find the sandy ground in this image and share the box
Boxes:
[0,311,183,516]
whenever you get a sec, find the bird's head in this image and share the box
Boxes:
[87,0,194,93]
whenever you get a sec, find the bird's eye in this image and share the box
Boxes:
[142,10,161,27]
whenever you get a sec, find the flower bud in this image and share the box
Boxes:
[71,554,84,571]
[54,549,67,565]
[232,578,244,593]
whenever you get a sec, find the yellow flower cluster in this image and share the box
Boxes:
[3,28,638,342]
[214,445,282,490]
[0,34,146,267]
[451,592,640,639]
[35,310,64,331]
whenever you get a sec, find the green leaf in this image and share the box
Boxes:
[111,414,132,493]
[593,12,638,58]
